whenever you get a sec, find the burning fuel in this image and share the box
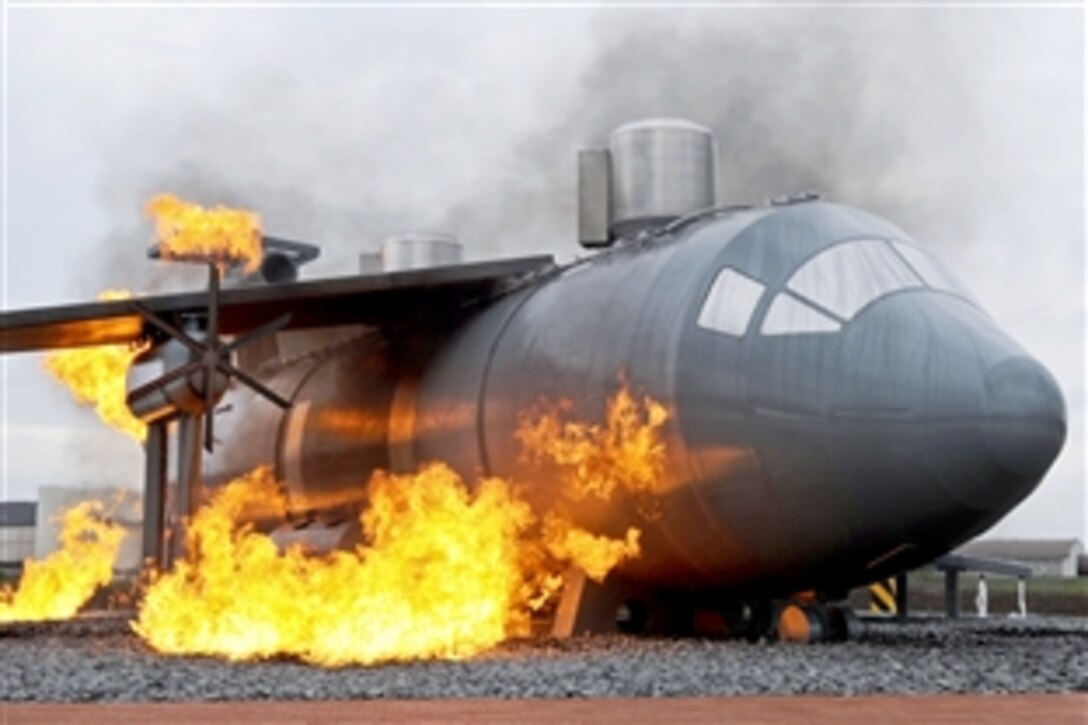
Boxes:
[43,290,148,442]
[516,374,669,501]
[0,501,126,623]
[132,463,640,666]
[133,383,665,666]
[541,514,641,582]
[147,194,263,273]
[134,464,534,665]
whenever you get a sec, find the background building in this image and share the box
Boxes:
[0,502,37,579]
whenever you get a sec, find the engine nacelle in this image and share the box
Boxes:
[126,335,229,423]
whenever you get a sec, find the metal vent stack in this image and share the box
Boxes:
[579,118,717,248]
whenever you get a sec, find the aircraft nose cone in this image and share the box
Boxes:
[982,356,1066,479]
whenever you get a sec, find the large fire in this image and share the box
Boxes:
[147,194,263,273]
[541,513,641,582]
[36,275,666,663]
[43,290,148,442]
[0,501,126,623]
[133,383,666,666]
[134,465,534,664]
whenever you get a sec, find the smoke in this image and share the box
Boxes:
[81,8,1080,293]
[457,8,1081,270]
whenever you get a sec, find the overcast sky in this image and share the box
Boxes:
[1,3,1084,541]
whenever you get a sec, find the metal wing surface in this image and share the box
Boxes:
[1,256,555,353]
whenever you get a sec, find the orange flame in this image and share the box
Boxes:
[132,381,665,665]
[43,291,148,442]
[134,464,535,665]
[0,501,126,623]
[542,513,641,582]
[147,194,262,273]
[516,374,669,501]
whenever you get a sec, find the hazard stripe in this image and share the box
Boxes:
[872,585,896,611]
[869,580,897,613]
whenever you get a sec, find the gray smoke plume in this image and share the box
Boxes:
[80,7,1081,295]
[444,8,1048,259]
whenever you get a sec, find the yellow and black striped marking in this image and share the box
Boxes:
[869,577,897,615]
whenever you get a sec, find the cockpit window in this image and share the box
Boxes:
[697,267,765,337]
[786,239,922,320]
[890,241,973,300]
[761,293,841,336]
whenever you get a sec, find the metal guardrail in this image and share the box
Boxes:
[934,554,1033,618]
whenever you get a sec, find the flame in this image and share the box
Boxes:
[147,194,262,273]
[542,514,641,582]
[0,501,126,623]
[134,464,535,665]
[43,291,148,442]
[516,374,669,501]
[132,380,665,665]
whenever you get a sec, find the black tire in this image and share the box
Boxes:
[826,604,864,642]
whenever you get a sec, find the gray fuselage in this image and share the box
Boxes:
[208,201,1067,598]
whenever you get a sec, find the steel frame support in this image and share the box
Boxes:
[172,415,204,561]
[141,421,168,569]
[895,571,909,620]
[944,568,960,618]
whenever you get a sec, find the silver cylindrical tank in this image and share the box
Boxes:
[608,118,717,239]
[381,233,463,272]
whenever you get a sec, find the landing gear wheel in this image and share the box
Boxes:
[826,605,864,642]
[776,602,827,643]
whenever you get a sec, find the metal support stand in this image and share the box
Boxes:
[141,421,168,569]
[935,554,1031,619]
[944,568,960,619]
[172,415,204,561]
[552,568,639,637]
[895,571,909,620]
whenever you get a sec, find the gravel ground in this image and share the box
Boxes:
[1,614,1085,702]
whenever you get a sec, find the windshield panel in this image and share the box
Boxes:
[786,239,923,319]
[697,267,765,336]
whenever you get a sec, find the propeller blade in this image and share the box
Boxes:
[217,361,292,408]
[207,262,220,345]
[132,303,205,355]
[223,313,292,354]
[125,359,203,404]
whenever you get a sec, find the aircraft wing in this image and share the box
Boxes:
[0,256,555,353]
